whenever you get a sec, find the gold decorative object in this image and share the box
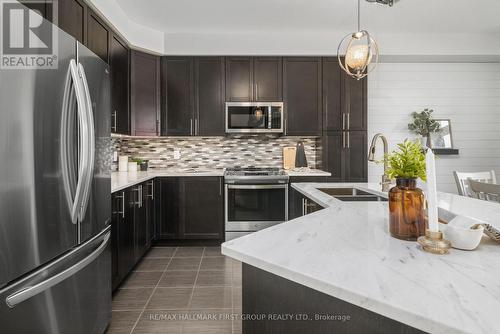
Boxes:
[417,229,451,254]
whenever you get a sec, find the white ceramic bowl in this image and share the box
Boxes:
[439,222,484,251]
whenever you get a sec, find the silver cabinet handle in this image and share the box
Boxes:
[5,230,110,308]
[347,113,350,130]
[342,113,346,130]
[347,131,350,149]
[255,83,258,100]
[219,178,222,196]
[342,131,346,148]
[194,118,198,136]
[147,181,154,200]
[115,192,125,218]
[78,63,95,222]
[139,185,143,208]
[156,120,160,136]
[302,198,306,216]
[190,118,193,136]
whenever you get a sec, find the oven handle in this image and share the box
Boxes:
[226,184,288,190]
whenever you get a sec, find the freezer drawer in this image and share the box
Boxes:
[0,228,111,334]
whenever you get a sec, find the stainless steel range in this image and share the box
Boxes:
[224,168,289,241]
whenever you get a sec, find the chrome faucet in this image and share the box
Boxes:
[368,133,391,192]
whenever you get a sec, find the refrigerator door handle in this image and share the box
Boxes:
[77,63,95,221]
[68,59,89,224]
[5,230,110,308]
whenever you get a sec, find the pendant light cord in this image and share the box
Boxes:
[357,0,361,32]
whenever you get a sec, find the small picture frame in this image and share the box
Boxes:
[429,119,454,149]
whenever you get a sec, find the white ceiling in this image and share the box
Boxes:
[90,0,500,56]
[115,0,500,35]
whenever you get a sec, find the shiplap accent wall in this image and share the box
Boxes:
[368,63,500,193]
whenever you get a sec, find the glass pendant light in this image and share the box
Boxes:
[337,0,379,80]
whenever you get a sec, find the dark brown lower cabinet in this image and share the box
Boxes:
[322,131,367,182]
[156,177,224,240]
[111,189,134,291]
[112,181,155,291]
[288,179,326,220]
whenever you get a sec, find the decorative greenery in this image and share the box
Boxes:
[407,108,440,136]
[385,140,426,181]
[130,157,144,164]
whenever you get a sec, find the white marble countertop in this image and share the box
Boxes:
[222,182,500,334]
[111,168,331,193]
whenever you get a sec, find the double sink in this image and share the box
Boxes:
[318,187,387,202]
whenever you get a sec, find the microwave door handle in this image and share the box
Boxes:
[268,106,272,129]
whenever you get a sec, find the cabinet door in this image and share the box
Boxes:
[254,57,282,101]
[131,51,160,136]
[134,184,148,259]
[111,192,123,291]
[323,132,344,182]
[345,131,367,182]
[226,57,253,102]
[118,188,135,281]
[146,180,155,246]
[110,35,129,134]
[163,57,194,136]
[181,177,224,240]
[58,0,86,43]
[156,178,181,239]
[195,57,225,136]
[283,57,322,136]
[323,58,342,131]
[86,10,109,62]
[343,74,367,131]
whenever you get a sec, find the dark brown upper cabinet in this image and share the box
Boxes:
[110,34,129,135]
[195,57,225,136]
[131,50,160,136]
[253,57,282,101]
[342,73,367,131]
[283,57,322,136]
[162,57,195,136]
[322,57,342,131]
[58,0,87,44]
[86,10,110,62]
[225,57,253,102]
[226,57,282,102]
[162,56,225,136]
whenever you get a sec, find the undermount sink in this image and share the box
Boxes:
[318,188,387,202]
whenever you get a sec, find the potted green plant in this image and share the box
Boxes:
[130,157,148,171]
[385,140,427,241]
[407,108,440,148]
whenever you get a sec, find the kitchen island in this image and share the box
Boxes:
[222,183,500,334]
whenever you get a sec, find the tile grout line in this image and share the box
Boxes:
[128,246,177,334]
[187,247,205,310]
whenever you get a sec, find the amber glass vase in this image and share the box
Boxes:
[388,178,426,241]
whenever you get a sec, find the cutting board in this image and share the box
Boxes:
[283,147,296,170]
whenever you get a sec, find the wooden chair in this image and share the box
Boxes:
[468,179,500,203]
[453,171,497,197]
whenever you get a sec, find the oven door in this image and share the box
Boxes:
[225,184,288,230]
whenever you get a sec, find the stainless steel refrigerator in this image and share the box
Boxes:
[0,22,112,334]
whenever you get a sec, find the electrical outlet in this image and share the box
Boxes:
[113,151,118,162]
[173,149,181,160]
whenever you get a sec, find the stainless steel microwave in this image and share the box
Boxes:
[225,102,284,134]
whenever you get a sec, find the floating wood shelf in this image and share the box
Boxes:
[431,148,459,155]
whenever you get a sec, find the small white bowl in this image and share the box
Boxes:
[439,222,484,250]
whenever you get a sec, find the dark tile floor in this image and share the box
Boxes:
[106,247,242,334]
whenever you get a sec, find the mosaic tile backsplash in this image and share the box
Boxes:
[113,135,321,170]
